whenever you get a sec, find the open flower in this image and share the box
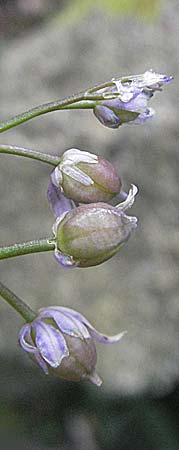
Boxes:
[49,148,122,205]
[19,306,126,386]
[53,184,138,268]
[93,70,173,128]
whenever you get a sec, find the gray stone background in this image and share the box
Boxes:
[0,0,179,396]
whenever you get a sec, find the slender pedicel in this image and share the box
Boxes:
[0,90,118,133]
[0,238,55,260]
[0,144,60,166]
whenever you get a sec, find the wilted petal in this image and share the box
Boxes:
[47,178,73,218]
[116,184,138,211]
[55,307,127,344]
[33,319,69,368]
[119,70,173,90]
[134,107,155,122]
[39,307,90,339]
[134,70,173,89]
[93,70,173,128]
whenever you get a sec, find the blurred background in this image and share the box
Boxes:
[0,0,179,448]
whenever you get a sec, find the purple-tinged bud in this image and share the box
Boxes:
[93,70,173,128]
[51,149,121,203]
[53,185,138,268]
[19,306,126,385]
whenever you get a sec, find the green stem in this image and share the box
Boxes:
[0,144,61,166]
[0,238,55,260]
[0,93,102,133]
[0,280,36,322]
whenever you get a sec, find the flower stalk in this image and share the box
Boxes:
[0,238,55,260]
[0,88,118,133]
[0,145,60,166]
[0,281,36,322]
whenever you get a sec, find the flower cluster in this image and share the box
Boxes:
[0,69,172,386]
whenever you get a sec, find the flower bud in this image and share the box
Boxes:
[53,185,138,268]
[93,70,173,128]
[19,306,126,386]
[51,148,122,203]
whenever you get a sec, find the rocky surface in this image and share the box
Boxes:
[0,0,179,395]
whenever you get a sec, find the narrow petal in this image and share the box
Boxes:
[53,307,127,344]
[62,165,94,186]
[93,105,120,128]
[33,350,49,374]
[86,371,103,386]
[47,178,73,219]
[33,320,69,368]
[39,307,90,339]
[54,248,78,268]
[62,148,98,164]
[120,70,173,90]
[19,324,49,374]
[19,324,36,353]
[86,329,127,344]
[116,184,138,211]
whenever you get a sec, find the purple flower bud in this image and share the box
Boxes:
[93,70,173,128]
[51,148,122,203]
[53,185,138,268]
[19,306,126,386]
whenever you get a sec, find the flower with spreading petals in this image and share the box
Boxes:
[93,70,173,128]
[19,306,126,386]
[53,184,138,268]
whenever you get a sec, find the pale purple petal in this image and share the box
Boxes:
[19,323,49,373]
[19,324,36,353]
[93,105,120,128]
[134,107,155,122]
[53,307,127,344]
[33,350,49,374]
[54,248,78,268]
[33,319,69,368]
[47,178,73,219]
[39,307,90,339]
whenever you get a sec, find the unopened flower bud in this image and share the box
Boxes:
[51,148,121,203]
[53,185,138,268]
[19,306,126,385]
[93,70,173,128]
